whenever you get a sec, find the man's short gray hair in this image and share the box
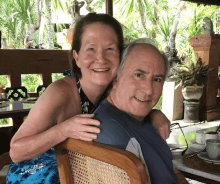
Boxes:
[117,38,170,80]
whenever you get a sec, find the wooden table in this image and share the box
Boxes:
[173,157,220,183]
[0,100,35,154]
[169,121,220,183]
[0,100,34,128]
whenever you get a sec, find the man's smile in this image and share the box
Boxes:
[134,96,145,102]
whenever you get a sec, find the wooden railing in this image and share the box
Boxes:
[0,49,70,96]
[0,49,71,155]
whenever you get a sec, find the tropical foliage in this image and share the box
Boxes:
[0,0,219,114]
[167,56,215,88]
[0,0,68,49]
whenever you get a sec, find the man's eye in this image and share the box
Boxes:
[154,78,162,82]
[135,73,143,78]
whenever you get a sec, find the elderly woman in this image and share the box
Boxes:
[7,13,170,183]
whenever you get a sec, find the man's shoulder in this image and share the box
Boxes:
[93,99,132,147]
[94,99,124,121]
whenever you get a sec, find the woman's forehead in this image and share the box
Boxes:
[81,23,118,44]
[83,23,117,37]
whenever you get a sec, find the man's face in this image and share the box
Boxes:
[110,45,165,121]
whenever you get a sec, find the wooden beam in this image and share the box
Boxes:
[182,0,220,6]
[106,0,113,16]
[0,31,1,49]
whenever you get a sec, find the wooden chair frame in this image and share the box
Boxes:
[55,138,149,184]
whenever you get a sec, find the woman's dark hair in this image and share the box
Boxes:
[70,13,124,78]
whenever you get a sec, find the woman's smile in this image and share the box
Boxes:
[92,68,110,72]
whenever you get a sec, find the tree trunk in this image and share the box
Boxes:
[137,0,148,37]
[36,0,41,30]
[152,0,159,38]
[39,0,45,49]
[24,0,42,49]
[46,0,54,49]
[169,1,186,50]
[168,1,186,68]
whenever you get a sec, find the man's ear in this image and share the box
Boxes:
[73,50,80,68]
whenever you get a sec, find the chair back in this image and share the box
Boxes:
[36,85,48,97]
[5,86,27,101]
[55,138,150,184]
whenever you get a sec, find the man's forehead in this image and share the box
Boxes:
[122,44,165,76]
[132,44,161,55]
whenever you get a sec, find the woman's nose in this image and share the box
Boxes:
[96,50,106,62]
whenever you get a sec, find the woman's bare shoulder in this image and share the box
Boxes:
[44,77,80,108]
[49,76,78,95]
[11,76,80,141]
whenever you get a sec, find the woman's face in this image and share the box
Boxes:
[73,23,120,88]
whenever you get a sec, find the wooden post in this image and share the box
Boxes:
[190,34,220,121]
[7,74,21,87]
[162,82,183,121]
[40,73,52,86]
[106,0,113,16]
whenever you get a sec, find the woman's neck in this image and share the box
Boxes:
[79,78,107,105]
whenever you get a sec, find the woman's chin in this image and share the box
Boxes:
[91,74,114,86]
[90,77,112,87]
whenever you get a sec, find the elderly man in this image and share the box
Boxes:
[93,39,188,184]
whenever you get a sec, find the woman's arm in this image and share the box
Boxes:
[9,78,100,163]
[149,109,170,140]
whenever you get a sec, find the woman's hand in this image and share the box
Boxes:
[59,114,101,141]
[149,109,170,140]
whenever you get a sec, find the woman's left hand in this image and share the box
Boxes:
[149,109,170,140]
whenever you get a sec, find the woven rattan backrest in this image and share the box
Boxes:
[55,138,149,184]
[67,150,130,184]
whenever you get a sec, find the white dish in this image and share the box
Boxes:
[196,130,218,144]
[168,144,186,153]
[190,139,205,151]
[0,103,9,108]
[197,152,220,164]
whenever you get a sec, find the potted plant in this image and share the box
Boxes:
[167,55,214,122]
[167,56,214,101]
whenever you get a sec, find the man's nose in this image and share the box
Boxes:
[141,80,153,96]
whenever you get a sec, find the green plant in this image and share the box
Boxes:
[167,56,214,88]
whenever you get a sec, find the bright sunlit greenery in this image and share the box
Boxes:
[0,0,219,120]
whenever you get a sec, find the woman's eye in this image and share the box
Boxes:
[107,47,114,51]
[87,48,95,51]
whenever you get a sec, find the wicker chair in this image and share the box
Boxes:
[55,138,150,184]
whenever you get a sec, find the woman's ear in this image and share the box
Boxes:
[73,50,80,68]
